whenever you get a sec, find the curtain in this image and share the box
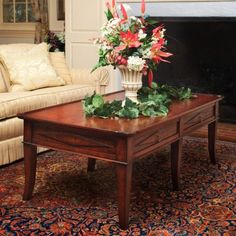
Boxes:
[31,0,49,44]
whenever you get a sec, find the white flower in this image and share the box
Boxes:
[100,44,112,51]
[141,47,151,59]
[107,18,121,28]
[127,56,146,71]
[56,32,65,43]
[130,16,142,25]
[161,29,166,38]
[101,18,121,36]
[138,29,147,40]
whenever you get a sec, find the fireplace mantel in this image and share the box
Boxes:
[117,0,235,2]
[117,1,236,17]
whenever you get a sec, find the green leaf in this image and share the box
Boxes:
[141,107,156,117]
[145,18,159,26]
[110,100,123,113]
[117,107,139,119]
[151,82,158,90]
[82,84,192,119]
[123,98,138,108]
[92,94,104,108]
[105,9,113,21]
[83,93,94,106]
[94,103,112,118]
[178,87,192,100]
[83,104,96,116]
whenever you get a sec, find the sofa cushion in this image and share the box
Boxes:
[0,64,8,93]
[0,137,47,166]
[0,84,95,120]
[0,117,23,141]
[50,52,72,84]
[0,43,66,91]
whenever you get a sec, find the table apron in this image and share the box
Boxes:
[25,122,121,163]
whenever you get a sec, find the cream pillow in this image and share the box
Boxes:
[0,43,66,91]
[0,62,10,92]
[49,52,72,84]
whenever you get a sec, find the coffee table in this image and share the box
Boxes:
[18,91,222,229]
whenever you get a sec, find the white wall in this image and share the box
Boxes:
[65,0,115,93]
[48,0,64,32]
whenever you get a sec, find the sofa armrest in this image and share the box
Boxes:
[70,67,109,94]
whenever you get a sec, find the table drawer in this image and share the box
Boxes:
[31,123,117,160]
[134,121,178,157]
[183,106,215,132]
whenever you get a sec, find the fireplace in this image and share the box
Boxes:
[123,1,236,123]
[143,17,236,123]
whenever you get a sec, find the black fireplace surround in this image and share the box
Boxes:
[145,17,236,123]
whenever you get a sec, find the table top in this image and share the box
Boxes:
[18,91,222,136]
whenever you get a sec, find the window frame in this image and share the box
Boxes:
[0,0,35,34]
[0,0,65,36]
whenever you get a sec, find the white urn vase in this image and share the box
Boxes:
[118,66,143,103]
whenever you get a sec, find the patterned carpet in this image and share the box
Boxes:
[0,137,235,235]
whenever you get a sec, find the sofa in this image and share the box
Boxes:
[0,43,109,166]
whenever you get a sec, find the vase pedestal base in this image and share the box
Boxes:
[124,91,139,104]
[118,67,143,104]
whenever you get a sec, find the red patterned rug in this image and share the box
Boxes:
[0,137,235,235]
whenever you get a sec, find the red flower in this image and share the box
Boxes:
[141,0,146,16]
[150,43,172,63]
[106,1,111,11]
[148,70,153,87]
[106,0,118,18]
[152,25,164,38]
[121,31,141,48]
[112,0,116,8]
[117,55,128,65]
[120,4,128,20]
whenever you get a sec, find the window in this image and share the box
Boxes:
[2,0,35,23]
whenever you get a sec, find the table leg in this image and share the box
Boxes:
[116,163,132,230]
[171,138,183,191]
[87,158,96,172]
[208,121,217,164]
[23,143,37,200]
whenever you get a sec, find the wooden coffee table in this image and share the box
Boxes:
[18,91,222,229]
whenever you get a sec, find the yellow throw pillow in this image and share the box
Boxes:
[0,43,66,91]
[49,52,72,84]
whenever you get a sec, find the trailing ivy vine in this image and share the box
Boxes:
[83,83,192,119]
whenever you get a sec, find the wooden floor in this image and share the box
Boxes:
[190,122,236,142]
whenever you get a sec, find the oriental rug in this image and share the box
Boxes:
[0,137,235,235]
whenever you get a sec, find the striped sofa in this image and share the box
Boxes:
[0,44,109,166]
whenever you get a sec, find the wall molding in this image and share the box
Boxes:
[0,30,34,38]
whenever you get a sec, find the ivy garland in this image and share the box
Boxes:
[83,83,192,119]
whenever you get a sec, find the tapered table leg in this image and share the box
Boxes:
[171,138,183,191]
[116,163,132,230]
[23,143,37,200]
[87,158,96,172]
[208,121,217,164]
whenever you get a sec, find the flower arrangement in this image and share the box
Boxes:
[44,31,65,52]
[93,0,172,86]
